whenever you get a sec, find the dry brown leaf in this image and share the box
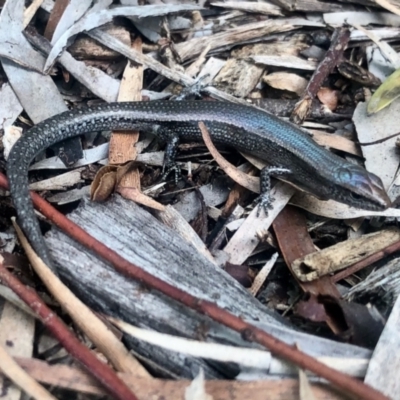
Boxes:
[115,161,141,187]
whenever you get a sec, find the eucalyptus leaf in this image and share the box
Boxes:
[368,68,400,114]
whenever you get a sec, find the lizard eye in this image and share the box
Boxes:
[336,168,352,182]
[350,192,362,200]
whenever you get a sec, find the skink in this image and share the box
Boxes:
[7,101,391,269]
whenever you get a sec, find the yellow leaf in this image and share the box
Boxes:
[368,68,400,114]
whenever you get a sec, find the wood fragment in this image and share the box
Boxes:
[223,183,295,264]
[291,192,400,219]
[109,37,143,167]
[175,20,297,62]
[214,58,265,97]
[253,54,317,70]
[249,253,279,296]
[292,228,400,282]
[68,24,131,60]
[211,1,283,16]
[29,168,85,191]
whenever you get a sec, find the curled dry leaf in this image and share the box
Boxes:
[90,165,118,202]
[115,161,141,188]
[91,162,164,210]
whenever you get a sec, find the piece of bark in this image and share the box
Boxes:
[214,58,265,97]
[29,168,85,191]
[271,0,356,12]
[211,1,283,16]
[68,24,131,60]
[45,195,287,378]
[234,39,310,59]
[253,54,317,70]
[291,191,400,219]
[0,0,83,167]
[324,11,400,27]
[174,19,296,62]
[44,195,369,379]
[345,257,400,300]
[272,206,340,299]
[263,71,308,95]
[291,28,350,124]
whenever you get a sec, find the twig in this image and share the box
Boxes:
[291,28,350,124]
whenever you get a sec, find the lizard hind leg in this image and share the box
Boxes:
[256,166,291,216]
[160,133,181,183]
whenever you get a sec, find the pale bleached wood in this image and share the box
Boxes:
[364,295,400,398]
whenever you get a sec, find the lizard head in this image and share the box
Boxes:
[333,164,391,210]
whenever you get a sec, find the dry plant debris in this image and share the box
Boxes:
[1,0,400,399]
